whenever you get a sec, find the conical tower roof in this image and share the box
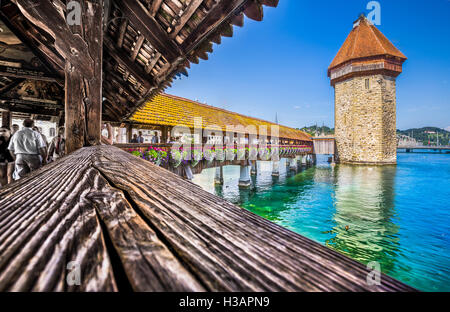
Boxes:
[329,15,406,71]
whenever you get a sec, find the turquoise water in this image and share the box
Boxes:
[193,153,450,291]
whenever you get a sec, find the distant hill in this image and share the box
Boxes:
[299,125,334,136]
[397,127,450,146]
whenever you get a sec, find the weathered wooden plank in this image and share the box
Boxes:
[87,169,204,291]
[0,148,117,291]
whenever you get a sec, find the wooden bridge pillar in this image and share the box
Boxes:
[289,158,298,171]
[250,160,257,176]
[161,125,169,143]
[238,164,251,188]
[214,166,224,185]
[126,124,133,143]
[272,161,280,177]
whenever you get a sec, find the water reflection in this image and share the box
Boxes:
[192,154,450,291]
[326,165,401,274]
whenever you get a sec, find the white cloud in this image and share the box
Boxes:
[445,126,450,132]
[293,105,301,109]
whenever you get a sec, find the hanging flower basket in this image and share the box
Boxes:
[248,147,258,160]
[226,148,236,161]
[204,148,216,164]
[190,149,202,168]
[170,150,183,168]
[215,149,225,162]
[237,148,246,160]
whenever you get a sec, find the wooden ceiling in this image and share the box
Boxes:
[0,0,278,122]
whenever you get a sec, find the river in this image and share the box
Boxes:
[192,152,450,291]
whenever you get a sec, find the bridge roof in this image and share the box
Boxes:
[0,0,278,122]
[328,15,407,70]
[130,94,312,141]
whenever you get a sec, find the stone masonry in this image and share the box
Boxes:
[334,74,397,164]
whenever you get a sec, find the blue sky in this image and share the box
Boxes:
[167,0,450,131]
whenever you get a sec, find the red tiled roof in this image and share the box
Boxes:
[329,15,407,70]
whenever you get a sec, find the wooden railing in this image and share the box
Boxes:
[0,146,415,291]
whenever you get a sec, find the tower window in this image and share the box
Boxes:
[365,79,370,89]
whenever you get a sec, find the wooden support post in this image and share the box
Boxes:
[65,1,103,153]
[161,125,168,143]
[127,124,133,143]
[250,160,257,176]
[272,160,280,177]
[214,166,224,185]
[238,163,251,188]
[1,110,12,130]
[289,158,298,171]
[13,0,103,154]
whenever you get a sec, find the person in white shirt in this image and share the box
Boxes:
[8,119,47,180]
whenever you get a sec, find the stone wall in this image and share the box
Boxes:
[334,74,397,164]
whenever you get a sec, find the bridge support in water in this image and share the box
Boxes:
[214,166,224,185]
[238,164,251,188]
[289,158,298,171]
[272,161,280,177]
[250,161,257,176]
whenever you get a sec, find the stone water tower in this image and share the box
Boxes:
[328,15,407,164]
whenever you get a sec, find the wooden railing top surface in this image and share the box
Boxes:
[0,146,415,292]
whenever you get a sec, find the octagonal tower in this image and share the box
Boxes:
[328,15,407,164]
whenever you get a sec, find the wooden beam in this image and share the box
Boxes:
[170,0,204,39]
[180,0,248,53]
[150,0,163,16]
[126,123,132,143]
[0,70,62,83]
[131,35,145,61]
[65,0,103,153]
[0,8,64,77]
[0,78,24,96]
[115,0,181,63]
[116,19,128,48]
[13,0,95,78]
[145,52,161,74]
[0,102,60,116]
[104,37,153,89]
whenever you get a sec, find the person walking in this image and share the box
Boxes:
[47,126,65,162]
[33,126,48,147]
[130,134,139,143]
[7,119,47,180]
[137,131,145,143]
[0,127,14,187]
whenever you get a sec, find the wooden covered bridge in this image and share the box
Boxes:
[0,0,414,291]
[112,93,314,184]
